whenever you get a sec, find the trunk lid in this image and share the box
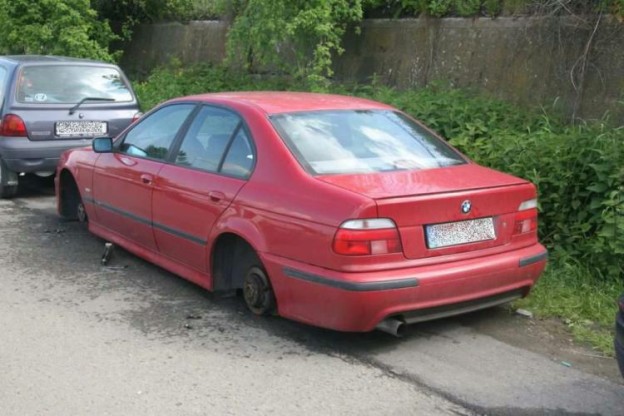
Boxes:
[319,164,536,259]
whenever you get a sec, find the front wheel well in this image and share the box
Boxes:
[58,169,81,220]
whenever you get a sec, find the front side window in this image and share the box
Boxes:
[120,104,195,160]
[271,110,466,175]
[16,65,133,104]
[174,106,254,178]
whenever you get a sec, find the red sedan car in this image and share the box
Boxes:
[56,92,547,335]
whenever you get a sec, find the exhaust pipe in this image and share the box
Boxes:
[375,318,406,337]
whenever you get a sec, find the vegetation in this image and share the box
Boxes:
[364,0,624,17]
[225,0,370,87]
[516,263,621,354]
[93,0,624,22]
[0,0,117,61]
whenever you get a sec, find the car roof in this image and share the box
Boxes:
[178,91,395,115]
[0,55,116,66]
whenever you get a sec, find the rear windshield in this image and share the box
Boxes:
[16,65,133,104]
[270,110,466,175]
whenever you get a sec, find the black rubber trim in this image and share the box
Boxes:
[283,267,419,292]
[519,251,548,267]
[95,200,151,226]
[89,197,206,245]
[152,222,206,245]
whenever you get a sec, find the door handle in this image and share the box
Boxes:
[140,174,153,184]
[208,191,225,202]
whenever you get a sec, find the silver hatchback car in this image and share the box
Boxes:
[0,55,140,198]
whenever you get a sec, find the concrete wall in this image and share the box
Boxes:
[121,17,624,122]
[122,21,229,78]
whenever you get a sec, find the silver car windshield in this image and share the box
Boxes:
[271,110,466,175]
[16,65,133,104]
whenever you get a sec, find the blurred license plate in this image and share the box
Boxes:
[426,217,496,249]
[56,121,107,137]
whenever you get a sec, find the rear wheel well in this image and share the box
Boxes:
[211,233,276,315]
[211,233,255,291]
[58,170,81,220]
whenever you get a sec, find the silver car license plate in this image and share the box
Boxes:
[426,217,496,249]
[56,121,107,137]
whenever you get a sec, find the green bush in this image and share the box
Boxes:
[92,0,195,23]
[454,0,481,16]
[484,0,503,15]
[226,0,367,87]
[133,62,297,110]
[0,0,117,61]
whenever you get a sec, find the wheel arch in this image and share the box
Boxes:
[209,215,270,291]
[58,168,81,219]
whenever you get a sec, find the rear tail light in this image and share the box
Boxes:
[132,112,143,123]
[0,114,27,137]
[333,218,402,256]
[513,198,538,235]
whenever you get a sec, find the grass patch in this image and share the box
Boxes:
[516,259,621,356]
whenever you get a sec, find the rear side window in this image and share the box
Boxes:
[16,65,133,104]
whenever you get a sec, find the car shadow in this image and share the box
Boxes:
[15,174,55,198]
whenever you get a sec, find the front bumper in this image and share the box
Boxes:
[0,136,91,173]
[262,243,547,332]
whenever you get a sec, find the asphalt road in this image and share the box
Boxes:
[1,180,623,415]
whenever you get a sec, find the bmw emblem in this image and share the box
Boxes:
[461,200,472,214]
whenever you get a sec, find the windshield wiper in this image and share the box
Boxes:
[69,97,116,115]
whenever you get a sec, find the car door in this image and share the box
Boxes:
[152,105,255,274]
[92,103,196,252]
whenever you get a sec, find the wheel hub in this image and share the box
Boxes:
[77,202,87,223]
[244,273,264,308]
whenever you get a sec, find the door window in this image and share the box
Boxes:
[120,104,195,160]
[174,106,255,178]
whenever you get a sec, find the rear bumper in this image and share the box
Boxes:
[0,136,91,173]
[263,243,547,332]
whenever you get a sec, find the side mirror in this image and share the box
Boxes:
[92,137,113,153]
